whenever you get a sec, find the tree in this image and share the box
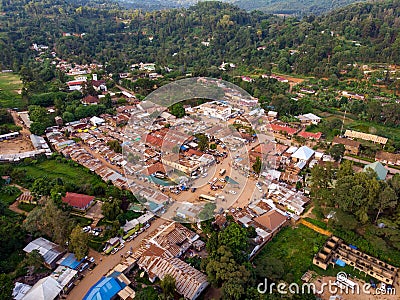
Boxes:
[252,156,262,174]
[25,249,44,272]
[160,274,176,300]
[329,143,345,161]
[102,198,122,221]
[100,93,112,108]
[31,177,53,199]
[69,225,89,260]
[195,133,209,151]
[0,273,13,300]
[210,143,217,150]
[254,257,285,281]
[169,103,185,118]
[375,186,397,223]
[218,222,248,263]
[107,140,122,153]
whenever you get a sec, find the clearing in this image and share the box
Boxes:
[0,72,25,109]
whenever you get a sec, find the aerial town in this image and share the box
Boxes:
[1,1,400,300]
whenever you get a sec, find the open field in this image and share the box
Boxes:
[0,72,25,109]
[253,224,329,284]
[14,159,105,188]
[0,137,34,154]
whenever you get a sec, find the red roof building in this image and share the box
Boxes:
[270,124,298,135]
[297,130,322,140]
[62,192,95,210]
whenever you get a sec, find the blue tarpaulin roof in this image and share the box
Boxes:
[335,259,346,267]
[59,253,84,270]
[83,276,125,300]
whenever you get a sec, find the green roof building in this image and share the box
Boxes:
[363,161,388,180]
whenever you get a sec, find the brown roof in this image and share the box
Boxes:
[147,162,166,175]
[332,136,361,148]
[253,210,287,232]
[375,151,400,164]
[82,95,99,104]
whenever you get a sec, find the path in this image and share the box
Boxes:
[344,156,400,174]
[8,184,29,216]
[66,217,168,300]
[299,219,332,236]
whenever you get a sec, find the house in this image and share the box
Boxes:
[375,151,400,166]
[296,113,321,125]
[199,101,232,121]
[92,80,107,92]
[89,116,105,126]
[0,131,19,141]
[297,130,322,140]
[137,254,208,300]
[363,162,388,181]
[61,192,95,211]
[291,146,315,163]
[267,111,278,120]
[23,238,65,269]
[13,282,32,300]
[270,123,297,136]
[81,95,99,105]
[83,272,133,300]
[253,209,288,235]
[332,136,361,155]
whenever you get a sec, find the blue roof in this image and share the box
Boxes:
[83,277,125,300]
[59,253,84,270]
[363,161,388,180]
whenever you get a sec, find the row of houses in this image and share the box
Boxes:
[46,130,128,189]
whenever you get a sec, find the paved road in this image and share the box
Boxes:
[66,217,168,300]
[344,156,400,174]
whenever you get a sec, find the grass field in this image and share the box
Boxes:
[254,224,328,283]
[15,159,104,188]
[0,187,21,205]
[0,72,26,109]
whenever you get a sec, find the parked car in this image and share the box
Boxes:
[229,190,237,195]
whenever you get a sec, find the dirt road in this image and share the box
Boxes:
[66,217,168,300]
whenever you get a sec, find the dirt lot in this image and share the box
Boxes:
[0,137,34,154]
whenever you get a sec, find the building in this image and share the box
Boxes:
[137,254,208,300]
[363,161,388,181]
[314,236,398,285]
[291,146,315,163]
[332,136,361,155]
[62,192,95,211]
[297,130,322,140]
[81,95,99,105]
[344,129,388,145]
[375,151,400,166]
[83,272,133,300]
[253,210,288,235]
[89,116,105,126]
[12,282,32,300]
[199,101,232,121]
[23,238,65,269]
[0,131,19,141]
[296,113,321,125]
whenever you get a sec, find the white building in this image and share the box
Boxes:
[199,101,232,121]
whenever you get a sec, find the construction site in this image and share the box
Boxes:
[313,236,399,285]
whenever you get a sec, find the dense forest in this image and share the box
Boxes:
[0,0,399,77]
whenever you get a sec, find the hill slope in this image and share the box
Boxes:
[118,0,367,15]
[0,0,399,76]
